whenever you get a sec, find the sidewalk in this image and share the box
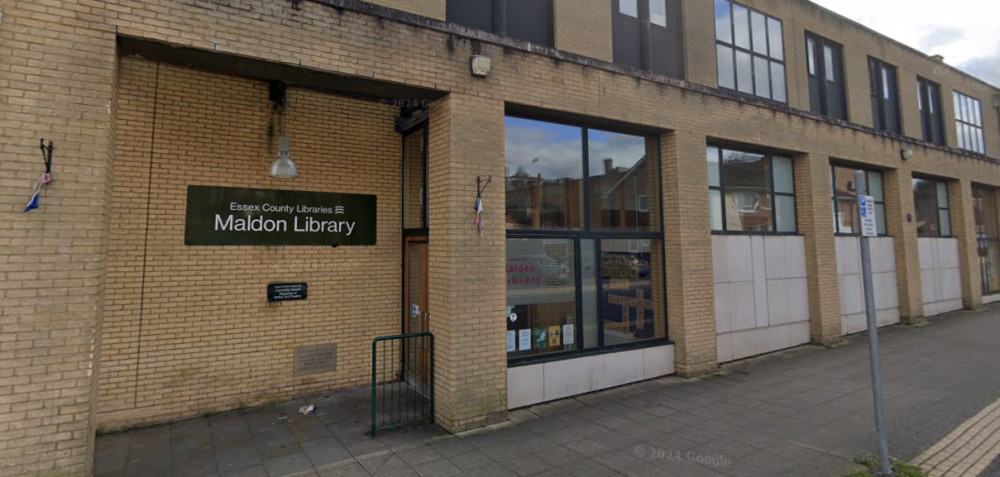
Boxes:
[96,304,1000,477]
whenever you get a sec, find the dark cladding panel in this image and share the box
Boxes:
[446,0,492,32]
[505,0,553,46]
[613,13,642,69]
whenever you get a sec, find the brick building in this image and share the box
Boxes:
[1,0,999,474]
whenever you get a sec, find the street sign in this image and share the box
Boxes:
[859,194,877,238]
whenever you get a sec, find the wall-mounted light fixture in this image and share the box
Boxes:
[900,148,913,161]
[269,81,298,179]
[470,55,492,78]
[271,136,297,179]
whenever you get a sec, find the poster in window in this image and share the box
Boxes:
[547,326,561,347]
[518,329,532,351]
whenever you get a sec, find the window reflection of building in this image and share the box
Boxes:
[973,185,1000,295]
[708,147,796,233]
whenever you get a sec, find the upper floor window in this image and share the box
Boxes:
[954,91,986,154]
[917,77,945,146]
[831,165,887,236]
[708,146,796,233]
[612,0,684,77]
[913,177,951,237]
[806,33,846,119]
[868,57,901,134]
[446,0,553,47]
[714,0,786,103]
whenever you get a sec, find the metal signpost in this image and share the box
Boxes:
[856,170,892,476]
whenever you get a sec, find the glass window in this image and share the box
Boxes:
[506,238,578,358]
[588,129,659,232]
[507,117,666,361]
[715,0,786,102]
[918,77,944,145]
[619,0,638,17]
[973,186,1000,295]
[402,126,427,230]
[504,117,583,230]
[649,0,667,27]
[807,33,846,119]
[830,165,887,235]
[913,177,950,237]
[601,240,661,346]
[954,91,986,154]
[708,147,796,233]
[869,57,900,133]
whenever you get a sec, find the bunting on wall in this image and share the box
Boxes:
[25,139,54,213]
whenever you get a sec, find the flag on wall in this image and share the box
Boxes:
[474,197,484,236]
[24,173,51,212]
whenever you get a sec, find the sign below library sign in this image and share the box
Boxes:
[185,186,376,246]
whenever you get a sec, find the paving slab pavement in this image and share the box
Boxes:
[95,304,1000,476]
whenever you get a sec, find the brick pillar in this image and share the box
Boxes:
[950,179,983,309]
[426,94,508,432]
[884,168,925,322]
[795,154,843,343]
[0,3,117,475]
[661,131,717,376]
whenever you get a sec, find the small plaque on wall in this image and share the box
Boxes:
[294,344,337,376]
[268,283,307,302]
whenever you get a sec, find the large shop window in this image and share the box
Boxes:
[913,177,951,237]
[973,185,1000,295]
[830,165,887,235]
[869,57,901,134]
[708,146,796,233]
[612,0,684,78]
[806,33,846,120]
[714,0,786,103]
[954,91,986,154]
[917,77,945,146]
[505,117,666,361]
[446,0,553,47]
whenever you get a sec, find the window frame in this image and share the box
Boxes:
[505,115,669,365]
[953,90,986,155]
[714,0,787,103]
[830,163,888,237]
[917,77,945,146]
[708,146,798,235]
[912,176,952,238]
[868,57,902,134]
[805,32,847,120]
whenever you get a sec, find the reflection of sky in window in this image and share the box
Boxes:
[505,117,582,180]
[505,118,646,180]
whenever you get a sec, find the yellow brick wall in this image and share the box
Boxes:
[553,0,613,62]
[98,58,403,428]
[372,0,445,20]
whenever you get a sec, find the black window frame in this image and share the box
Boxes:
[445,0,554,47]
[713,0,787,103]
[917,77,945,146]
[954,90,986,155]
[504,115,669,365]
[805,32,847,120]
[830,163,888,237]
[869,57,902,134]
[708,146,797,235]
[912,175,952,238]
[611,0,684,78]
